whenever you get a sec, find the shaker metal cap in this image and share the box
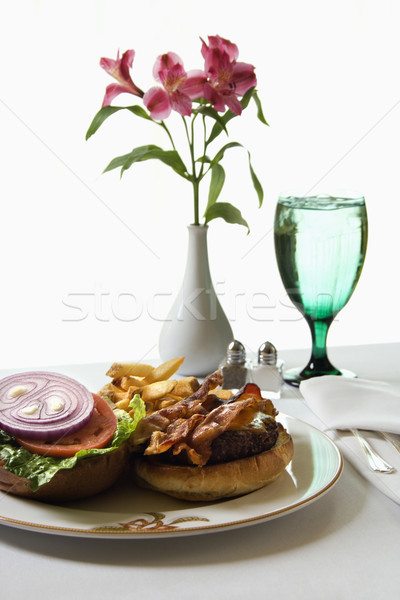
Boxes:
[258,341,277,365]
[226,340,246,365]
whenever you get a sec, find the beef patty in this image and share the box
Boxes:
[165,416,279,466]
[208,417,279,464]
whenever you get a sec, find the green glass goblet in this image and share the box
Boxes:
[274,192,368,386]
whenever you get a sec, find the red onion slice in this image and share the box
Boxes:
[0,372,94,441]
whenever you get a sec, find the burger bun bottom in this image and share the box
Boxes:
[0,444,129,502]
[134,423,294,501]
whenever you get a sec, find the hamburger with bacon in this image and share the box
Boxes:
[132,371,294,501]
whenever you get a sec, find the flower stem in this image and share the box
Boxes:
[198,114,207,181]
[193,179,200,226]
[182,115,201,225]
[160,121,177,151]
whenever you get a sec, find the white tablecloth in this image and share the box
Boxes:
[1,343,399,600]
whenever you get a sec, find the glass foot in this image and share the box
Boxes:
[283,367,357,387]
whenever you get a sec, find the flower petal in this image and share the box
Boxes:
[160,62,187,91]
[153,52,184,82]
[119,49,135,81]
[100,49,143,98]
[143,86,171,120]
[207,35,239,61]
[102,83,139,107]
[201,35,239,72]
[206,48,234,83]
[224,94,243,116]
[170,91,192,117]
[100,53,121,78]
[203,82,226,113]
[181,70,207,99]
[231,62,257,96]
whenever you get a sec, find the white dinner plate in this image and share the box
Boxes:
[0,414,342,538]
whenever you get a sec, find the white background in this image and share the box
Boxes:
[0,0,399,369]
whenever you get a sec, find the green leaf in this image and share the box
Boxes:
[212,141,243,165]
[86,106,124,140]
[204,202,250,232]
[196,155,211,164]
[252,91,269,126]
[145,148,188,176]
[128,395,147,429]
[247,151,264,207]
[103,145,160,173]
[197,106,228,135]
[103,145,188,178]
[86,105,153,140]
[124,105,153,121]
[240,86,257,110]
[206,87,257,144]
[207,113,232,145]
[211,142,264,207]
[205,164,225,211]
[110,408,142,447]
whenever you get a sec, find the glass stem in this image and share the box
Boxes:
[312,319,330,361]
[302,317,340,377]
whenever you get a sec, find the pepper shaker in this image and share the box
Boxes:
[219,340,249,389]
[249,341,283,398]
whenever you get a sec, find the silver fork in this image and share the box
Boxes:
[350,429,396,474]
[381,431,400,454]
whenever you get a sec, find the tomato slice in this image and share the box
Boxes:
[15,394,117,458]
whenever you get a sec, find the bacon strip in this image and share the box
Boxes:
[227,382,263,403]
[156,369,223,421]
[145,396,275,466]
[144,413,205,456]
[132,370,223,446]
[134,372,277,465]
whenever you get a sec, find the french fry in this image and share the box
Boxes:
[143,401,156,414]
[159,398,180,409]
[165,393,185,402]
[211,389,233,400]
[141,380,176,403]
[98,382,125,403]
[172,376,200,397]
[120,376,146,390]
[142,357,184,384]
[115,390,133,403]
[101,356,224,419]
[111,378,123,388]
[115,397,131,412]
[128,386,143,398]
[106,362,154,379]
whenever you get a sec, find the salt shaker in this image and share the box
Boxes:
[249,341,283,398]
[219,340,249,390]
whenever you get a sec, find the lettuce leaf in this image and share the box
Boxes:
[0,395,146,492]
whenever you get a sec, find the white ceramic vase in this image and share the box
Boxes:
[159,224,233,377]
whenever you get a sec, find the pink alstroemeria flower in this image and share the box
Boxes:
[202,35,239,69]
[143,52,206,120]
[100,49,144,107]
[201,36,257,115]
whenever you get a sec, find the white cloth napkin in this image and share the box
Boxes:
[300,376,400,505]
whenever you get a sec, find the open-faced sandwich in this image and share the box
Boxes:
[0,371,144,501]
